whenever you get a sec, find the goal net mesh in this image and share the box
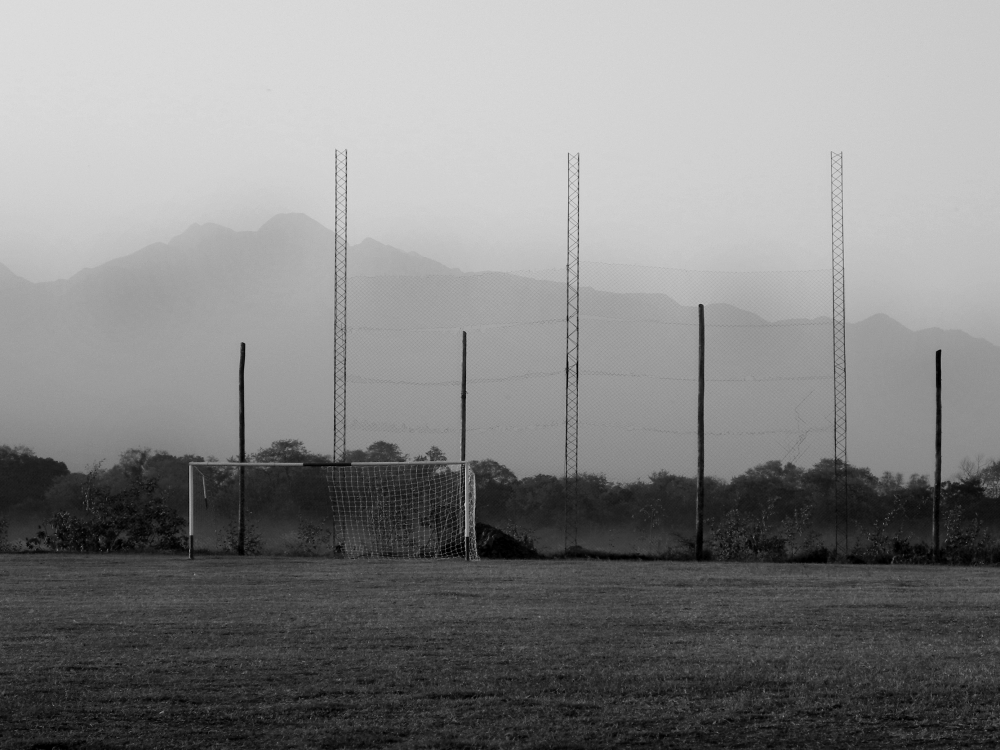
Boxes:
[325,463,477,559]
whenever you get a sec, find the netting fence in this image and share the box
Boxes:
[343,262,836,553]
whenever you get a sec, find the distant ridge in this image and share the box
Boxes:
[350,237,462,277]
[0,212,997,484]
[74,214,463,281]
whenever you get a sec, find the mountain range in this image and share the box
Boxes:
[0,213,996,483]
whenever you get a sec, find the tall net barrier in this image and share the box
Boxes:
[516,261,833,552]
[189,259,999,560]
[325,463,476,559]
[522,261,832,464]
[343,265,833,553]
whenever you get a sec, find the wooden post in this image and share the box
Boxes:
[934,349,942,559]
[238,342,246,556]
[188,463,195,559]
[461,331,469,560]
[461,331,467,465]
[696,304,705,561]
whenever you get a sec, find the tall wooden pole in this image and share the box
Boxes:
[238,342,246,556]
[696,304,705,560]
[461,331,467,465]
[461,331,469,560]
[934,349,942,559]
[188,463,195,559]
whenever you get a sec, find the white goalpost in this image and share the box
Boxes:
[187,460,477,560]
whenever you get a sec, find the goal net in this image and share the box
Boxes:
[326,461,477,560]
[185,460,476,560]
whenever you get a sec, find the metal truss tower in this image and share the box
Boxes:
[333,150,348,462]
[565,153,581,551]
[830,152,848,554]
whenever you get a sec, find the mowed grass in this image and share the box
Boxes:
[2,558,1000,750]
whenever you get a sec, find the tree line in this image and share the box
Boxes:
[2,440,999,559]
[472,455,1000,537]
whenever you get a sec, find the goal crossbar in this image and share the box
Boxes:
[187,461,475,560]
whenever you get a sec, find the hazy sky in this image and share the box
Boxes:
[2,1,998,341]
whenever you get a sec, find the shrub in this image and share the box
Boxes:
[710,503,787,562]
[24,528,49,552]
[853,500,920,564]
[778,506,828,562]
[848,503,1000,565]
[476,522,541,559]
[38,472,185,552]
[889,539,933,564]
[941,507,1000,565]
[709,502,827,563]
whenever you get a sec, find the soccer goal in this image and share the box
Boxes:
[187,460,477,560]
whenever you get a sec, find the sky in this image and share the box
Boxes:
[1,1,999,342]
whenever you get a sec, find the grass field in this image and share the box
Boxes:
[2,557,1000,749]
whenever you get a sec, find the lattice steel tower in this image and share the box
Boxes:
[830,152,848,554]
[565,153,580,551]
[333,150,348,462]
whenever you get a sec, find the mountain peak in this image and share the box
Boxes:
[167,222,236,250]
[259,212,329,233]
[860,312,909,328]
[258,213,334,248]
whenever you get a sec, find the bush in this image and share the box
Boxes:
[853,529,932,565]
[710,503,787,562]
[941,507,1000,565]
[35,472,186,552]
[709,502,827,563]
[849,505,1000,565]
[852,500,927,564]
[779,506,828,562]
[476,522,541,559]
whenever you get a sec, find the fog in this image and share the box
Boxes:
[2,2,999,342]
